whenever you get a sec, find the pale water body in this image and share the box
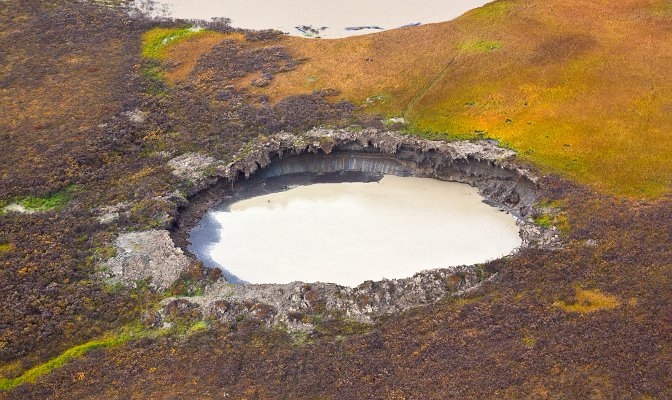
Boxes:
[136,0,492,38]
[189,176,522,287]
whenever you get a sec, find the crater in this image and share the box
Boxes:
[152,128,556,327]
[187,155,523,287]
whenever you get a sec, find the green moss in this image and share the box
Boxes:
[533,200,570,233]
[0,243,13,253]
[141,26,209,60]
[19,191,69,210]
[533,214,553,229]
[403,122,492,142]
[2,187,73,213]
[141,63,164,81]
[0,325,168,392]
[187,321,209,335]
[521,335,537,348]
[459,40,501,53]
[85,245,117,270]
[534,211,566,231]
[0,335,127,391]
[141,61,169,95]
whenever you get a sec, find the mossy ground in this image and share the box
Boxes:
[1,188,72,213]
[141,27,206,60]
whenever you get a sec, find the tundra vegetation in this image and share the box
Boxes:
[0,0,670,399]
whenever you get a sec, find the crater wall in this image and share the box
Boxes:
[110,128,559,331]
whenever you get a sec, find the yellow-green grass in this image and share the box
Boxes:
[0,324,175,392]
[0,243,14,253]
[141,26,214,60]
[459,39,502,53]
[17,188,70,211]
[1,188,72,213]
[0,333,130,391]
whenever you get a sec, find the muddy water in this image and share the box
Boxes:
[136,0,492,38]
[189,176,521,287]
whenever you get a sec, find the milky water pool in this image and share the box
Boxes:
[136,0,492,38]
[188,175,522,287]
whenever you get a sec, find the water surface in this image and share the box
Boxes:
[189,176,521,286]
[136,0,492,38]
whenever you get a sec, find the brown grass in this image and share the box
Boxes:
[0,3,139,197]
[554,287,620,313]
[164,32,246,84]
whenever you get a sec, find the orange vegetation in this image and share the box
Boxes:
[554,287,620,313]
[164,0,672,197]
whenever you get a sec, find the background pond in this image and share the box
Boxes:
[134,0,492,38]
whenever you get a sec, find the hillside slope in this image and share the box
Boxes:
[167,0,672,196]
